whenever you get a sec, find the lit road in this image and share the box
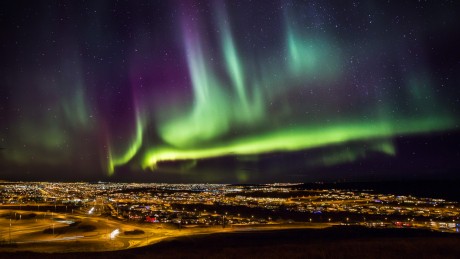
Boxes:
[0,209,333,253]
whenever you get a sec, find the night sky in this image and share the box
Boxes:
[1,0,459,183]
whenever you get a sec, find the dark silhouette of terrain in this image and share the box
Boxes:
[2,226,460,258]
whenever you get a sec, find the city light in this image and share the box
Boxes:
[0,181,459,253]
[110,229,120,240]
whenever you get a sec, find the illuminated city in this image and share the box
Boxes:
[0,182,459,253]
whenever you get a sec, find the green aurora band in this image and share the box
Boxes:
[134,9,456,173]
[57,5,460,175]
[144,117,454,170]
[2,1,458,179]
[107,111,144,175]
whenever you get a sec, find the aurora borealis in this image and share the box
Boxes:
[1,1,459,182]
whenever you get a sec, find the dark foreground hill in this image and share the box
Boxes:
[2,226,460,258]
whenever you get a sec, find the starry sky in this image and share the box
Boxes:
[0,0,459,183]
